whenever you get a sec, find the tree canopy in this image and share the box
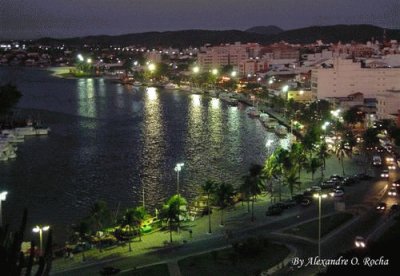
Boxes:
[0,83,22,115]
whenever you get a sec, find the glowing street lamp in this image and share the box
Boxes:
[174,163,184,196]
[77,54,84,62]
[192,66,200,74]
[313,193,328,265]
[148,63,156,72]
[33,225,50,256]
[87,58,92,64]
[174,162,184,233]
[231,71,237,77]
[0,191,7,226]
[211,69,218,76]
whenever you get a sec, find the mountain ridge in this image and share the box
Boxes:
[30,24,400,48]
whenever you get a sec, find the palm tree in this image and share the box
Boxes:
[201,180,217,234]
[336,141,351,176]
[121,208,136,252]
[161,195,187,243]
[73,221,90,261]
[214,182,234,226]
[284,169,300,198]
[89,201,110,235]
[306,157,322,181]
[132,207,147,242]
[241,164,264,221]
[290,142,307,179]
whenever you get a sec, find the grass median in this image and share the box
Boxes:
[178,237,289,276]
[283,212,353,240]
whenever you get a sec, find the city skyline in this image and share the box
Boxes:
[1,0,399,40]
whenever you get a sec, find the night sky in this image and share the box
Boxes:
[1,0,399,40]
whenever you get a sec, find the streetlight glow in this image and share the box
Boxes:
[231,71,237,77]
[282,85,289,92]
[313,192,328,268]
[32,225,50,256]
[0,191,7,226]
[192,66,200,74]
[148,63,156,72]
[87,58,92,64]
[77,54,84,61]
[211,69,218,75]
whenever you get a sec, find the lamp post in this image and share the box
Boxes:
[174,162,184,233]
[33,225,50,256]
[313,193,327,267]
[0,191,7,227]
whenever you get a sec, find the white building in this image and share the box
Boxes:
[376,90,400,120]
[311,58,400,99]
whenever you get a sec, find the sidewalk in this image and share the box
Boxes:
[50,155,365,274]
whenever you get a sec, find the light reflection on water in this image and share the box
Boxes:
[0,68,280,241]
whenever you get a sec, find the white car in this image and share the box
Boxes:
[354,236,366,248]
[329,189,344,197]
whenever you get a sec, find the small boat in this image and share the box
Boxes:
[275,125,288,136]
[263,118,279,130]
[247,107,260,118]
[163,83,179,90]
[259,113,269,122]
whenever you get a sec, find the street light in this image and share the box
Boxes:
[174,162,184,233]
[0,191,7,226]
[313,193,328,266]
[231,71,237,77]
[32,225,50,256]
[192,66,200,74]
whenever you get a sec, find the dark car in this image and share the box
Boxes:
[292,194,304,204]
[376,202,387,212]
[390,204,400,213]
[100,267,121,275]
[282,199,297,208]
[266,206,283,216]
[330,174,344,181]
[300,198,312,207]
[341,176,356,186]
[354,173,372,181]
[321,179,337,189]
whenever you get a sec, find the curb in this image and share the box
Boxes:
[261,243,297,276]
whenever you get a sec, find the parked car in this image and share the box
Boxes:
[341,176,356,186]
[329,189,344,197]
[321,179,337,189]
[300,198,312,207]
[329,174,344,181]
[390,204,400,213]
[354,173,372,181]
[266,206,283,216]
